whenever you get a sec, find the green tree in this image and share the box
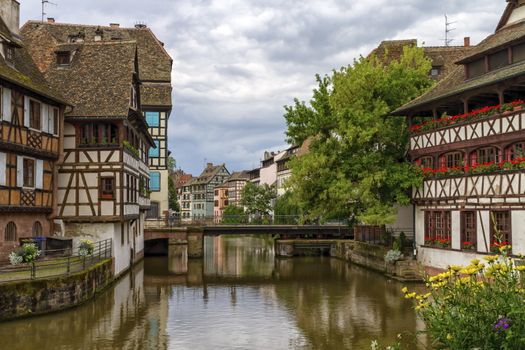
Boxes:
[167,155,176,174]
[240,182,276,217]
[274,192,301,224]
[284,46,432,225]
[168,176,180,212]
[221,205,246,224]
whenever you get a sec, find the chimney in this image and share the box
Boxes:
[0,0,20,36]
[109,23,120,28]
[464,37,471,47]
[47,17,55,24]
[206,162,213,168]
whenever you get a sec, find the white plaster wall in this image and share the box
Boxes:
[477,211,491,253]
[414,208,425,248]
[386,205,414,237]
[259,163,277,186]
[150,169,169,215]
[419,247,489,270]
[512,211,525,256]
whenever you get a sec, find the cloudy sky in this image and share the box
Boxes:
[21,0,506,175]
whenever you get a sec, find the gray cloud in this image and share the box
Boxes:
[21,0,506,174]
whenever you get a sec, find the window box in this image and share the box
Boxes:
[461,241,476,251]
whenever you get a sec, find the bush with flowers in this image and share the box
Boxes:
[403,245,525,349]
[78,239,94,256]
[418,157,525,179]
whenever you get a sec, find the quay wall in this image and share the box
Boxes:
[0,258,113,322]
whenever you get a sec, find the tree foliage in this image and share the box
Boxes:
[221,205,246,224]
[284,46,432,224]
[168,176,180,212]
[240,182,276,216]
[274,192,301,224]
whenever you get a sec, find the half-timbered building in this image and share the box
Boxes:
[0,0,67,261]
[393,0,525,271]
[21,22,158,275]
[20,20,173,222]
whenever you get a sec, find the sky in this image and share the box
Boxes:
[20,0,507,175]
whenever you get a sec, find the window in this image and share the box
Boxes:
[506,142,525,160]
[476,147,498,164]
[4,45,14,64]
[461,211,477,250]
[130,85,138,109]
[149,140,160,157]
[417,156,434,169]
[79,123,118,146]
[100,177,115,200]
[430,66,441,77]
[4,222,16,241]
[145,112,160,127]
[491,211,511,246]
[32,221,43,237]
[23,158,35,188]
[513,42,525,63]
[150,172,161,191]
[29,100,41,130]
[214,200,219,207]
[147,202,160,219]
[489,50,509,71]
[424,211,451,247]
[440,152,463,168]
[56,52,71,65]
[467,59,486,79]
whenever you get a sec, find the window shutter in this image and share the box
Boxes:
[16,156,23,187]
[23,96,30,127]
[36,159,43,189]
[0,152,5,186]
[48,106,55,135]
[42,104,49,133]
[2,88,11,122]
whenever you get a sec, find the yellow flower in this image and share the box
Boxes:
[470,259,480,266]
[446,334,453,341]
[516,265,525,272]
[405,292,417,299]
[401,287,409,294]
[484,255,498,263]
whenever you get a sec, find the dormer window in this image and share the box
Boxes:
[56,52,71,66]
[489,50,509,71]
[130,85,138,109]
[4,45,14,64]
[430,66,441,77]
[466,58,486,79]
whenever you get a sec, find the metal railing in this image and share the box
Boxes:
[354,226,414,246]
[0,239,113,284]
[145,215,349,228]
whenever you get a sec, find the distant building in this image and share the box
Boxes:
[370,38,475,81]
[226,171,250,206]
[179,178,194,221]
[213,184,229,223]
[276,146,300,197]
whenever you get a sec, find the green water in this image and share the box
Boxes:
[0,236,427,349]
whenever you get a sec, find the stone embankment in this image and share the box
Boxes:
[0,259,113,322]
[276,239,422,281]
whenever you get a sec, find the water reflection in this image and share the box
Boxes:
[0,236,426,350]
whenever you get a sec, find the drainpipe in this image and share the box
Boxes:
[412,203,417,260]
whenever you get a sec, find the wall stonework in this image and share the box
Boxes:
[0,213,51,262]
[0,258,113,321]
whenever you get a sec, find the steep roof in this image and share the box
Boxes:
[40,40,137,117]
[0,16,64,104]
[227,171,250,182]
[393,21,525,115]
[193,164,229,185]
[21,21,172,107]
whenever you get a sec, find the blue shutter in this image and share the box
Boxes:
[150,172,161,191]
[145,112,160,127]
[149,140,160,157]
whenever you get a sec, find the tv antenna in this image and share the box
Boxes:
[442,14,456,46]
[42,0,58,23]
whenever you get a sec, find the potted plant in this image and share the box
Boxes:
[462,241,475,251]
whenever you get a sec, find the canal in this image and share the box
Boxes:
[0,236,426,349]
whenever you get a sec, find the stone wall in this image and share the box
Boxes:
[0,258,113,322]
[0,213,52,263]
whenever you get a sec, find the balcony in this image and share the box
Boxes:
[409,102,525,155]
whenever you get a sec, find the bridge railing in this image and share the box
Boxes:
[145,215,349,228]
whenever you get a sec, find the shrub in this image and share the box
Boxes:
[385,249,403,264]
[403,245,525,349]
[79,239,94,256]
[10,243,41,265]
[8,251,23,266]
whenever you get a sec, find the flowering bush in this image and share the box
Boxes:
[462,241,476,250]
[491,240,510,254]
[418,157,525,179]
[410,100,525,133]
[424,236,435,246]
[8,251,23,266]
[385,250,403,264]
[403,245,525,349]
[78,239,94,256]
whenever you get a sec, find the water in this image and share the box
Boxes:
[0,236,427,350]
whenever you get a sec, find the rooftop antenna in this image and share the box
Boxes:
[41,0,57,23]
[442,14,456,46]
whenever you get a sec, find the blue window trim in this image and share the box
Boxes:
[149,140,160,157]
[150,172,161,192]
[145,111,160,127]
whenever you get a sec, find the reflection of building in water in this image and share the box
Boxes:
[203,236,275,278]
